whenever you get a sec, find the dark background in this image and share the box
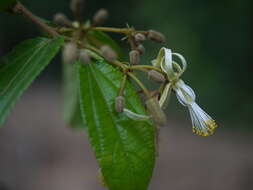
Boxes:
[0,0,252,190]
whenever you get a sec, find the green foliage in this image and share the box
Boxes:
[86,30,123,59]
[63,61,85,129]
[78,59,156,190]
[0,37,64,126]
[0,0,17,11]
[64,31,123,130]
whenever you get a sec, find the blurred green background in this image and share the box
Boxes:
[0,0,252,131]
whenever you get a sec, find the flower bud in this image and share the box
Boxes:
[136,44,145,55]
[70,0,84,13]
[147,30,166,43]
[53,13,72,27]
[100,45,117,62]
[129,50,140,65]
[146,98,167,126]
[79,50,91,64]
[148,70,166,83]
[93,9,109,25]
[62,42,78,64]
[134,33,146,43]
[115,96,125,113]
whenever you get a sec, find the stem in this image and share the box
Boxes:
[91,27,148,36]
[67,37,127,71]
[13,2,59,38]
[91,27,133,34]
[119,75,127,96]
[127,72,150,98]
[130,65,164,74]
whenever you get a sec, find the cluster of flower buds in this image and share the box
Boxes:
[127,29,165,65]
[62,42,91,65]
[152,47,218,136]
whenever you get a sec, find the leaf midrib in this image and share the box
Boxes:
[89,64,137,187]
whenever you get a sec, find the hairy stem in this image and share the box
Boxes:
[119,75,127,96]
[91,27,133,34]
[13,2,59,38]
[127,72,150,98]
[130,65,164,74]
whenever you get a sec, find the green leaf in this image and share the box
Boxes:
[0,36,64,126]
[86,30,124,59]
[63,61,86,130]
[78,59,156,190]
[64,30,124,130]
[0,0,17,12]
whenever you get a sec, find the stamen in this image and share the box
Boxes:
[189,103,218,136]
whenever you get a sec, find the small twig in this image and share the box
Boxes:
[119,75,127,96]
[130,65,164,74]
[13,2,59,38]
[90,27,148,35]
[91,27,133,34]
[127,72,150,98]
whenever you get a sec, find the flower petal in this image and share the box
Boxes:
[159,83,172,109]
[123,108,150,121]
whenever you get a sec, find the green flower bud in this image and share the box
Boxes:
[147,30,166,43]
[115,96,125,113]
[146,97,167,126]
[79,50,91,64]
[62,42,78,64]
[134,33,146,43]
[70,0,84,13]
[148,70,166,83]
[53,13,72,27]
[93,8,109,25]
[136,44,145,55]
[100,45,117,62]
[129,50,140,65]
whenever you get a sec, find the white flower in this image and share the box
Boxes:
[174,80,218,136]
[153,47,218,136]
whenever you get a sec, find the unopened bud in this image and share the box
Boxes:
[93,9,109,25]
[146,98,167,126]
[100,45,117,62]
[70,0,84,13]
[79,50,91,64]
[62,42,78,64]
[129,50,140,65]
[147,30,166,43]
[148,70,166,83]
[53,13,72,27]
[134,33,146,43]
[136,44,145,55]
[115,96,125,113]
